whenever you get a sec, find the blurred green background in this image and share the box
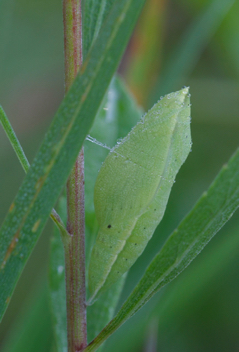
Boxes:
[0,0,239,351]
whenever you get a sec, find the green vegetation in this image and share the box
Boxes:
[0,0,239,351]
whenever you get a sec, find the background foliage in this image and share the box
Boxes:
[0,0,239,351]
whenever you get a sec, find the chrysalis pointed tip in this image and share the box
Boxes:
[181,86,189,95]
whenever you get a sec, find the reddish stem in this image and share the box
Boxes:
[65,150,86,352]
[63,0,87,351]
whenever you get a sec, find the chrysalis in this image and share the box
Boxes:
[88,88,191,302]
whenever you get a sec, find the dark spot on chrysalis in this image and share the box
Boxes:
[107,225,112,228]
[144,227,146,230]
[135,243,137,245]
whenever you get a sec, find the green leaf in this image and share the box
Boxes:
[114,77,144,139]
[85,148,239,352]
[0,106,30,173]
[88,88,191,302]
[105,222,239,352]
[0,107,68,240]
[150,0,235,103]
[0,0,146,321]
[83,0,114,57]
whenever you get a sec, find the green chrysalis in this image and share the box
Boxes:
[88,88,191,302]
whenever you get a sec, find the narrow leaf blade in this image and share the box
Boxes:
[0,106,29,173]
[85,148,239,352]
[0,0,146,321]
[83,0,114,57]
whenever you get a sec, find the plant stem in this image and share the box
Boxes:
[65,150,86,352]
[63,0,82,92]
[63,0,87,351]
